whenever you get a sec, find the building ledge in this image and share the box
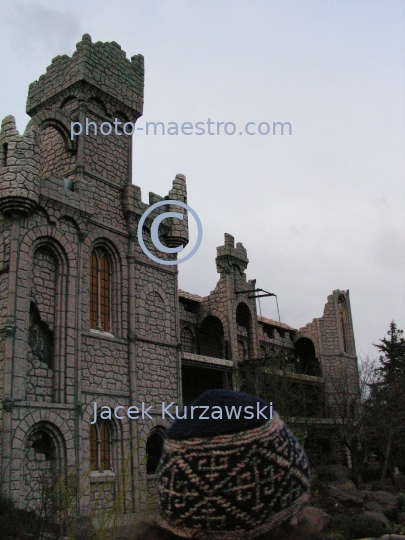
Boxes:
[284,417,334,425]
[89,470,116,483]
[89,328,115,339]
[182,352,233,369]
[262,368,324,384]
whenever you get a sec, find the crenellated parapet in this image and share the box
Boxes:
[0,116,41,217]
[216,233,249,276]
[123,173,189,249]
[26,33,144,119]
[164,174,189,248]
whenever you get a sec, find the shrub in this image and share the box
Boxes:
[397,493,405,512]
[0,490,40,539]
[317,465,341,483]
[350,515,385,537]
[324,533,345,540]
[329,514,385,539]
[362,468,382,483]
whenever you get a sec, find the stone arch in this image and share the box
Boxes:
[113,110,129,122]
[22,421,67,511]
[20,227,76,274]
[18,228,77,403]
[88,97,108,116]
[34,205,52,225]
[60,95,79,111]
[58,215,81,236]
[12,410,74,507]
[28,110,76,154]
[139,283,171,338]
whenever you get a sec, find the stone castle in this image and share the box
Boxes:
[0,35,358,518]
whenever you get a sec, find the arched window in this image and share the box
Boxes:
[338,296,349,353]
[146,429,165,475]
[90,248,111,332]
[236,303,252,360]
[198,316,224,359]
[90,420,112,471]
[181,327,196,354]
[294,337,322,376]
[2,143,8,167]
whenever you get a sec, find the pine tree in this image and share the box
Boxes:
[368,321,405,478]
[374,321,405,385]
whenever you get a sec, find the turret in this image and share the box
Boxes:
[25,34,144,187]
[216,233,249,276]
[163,174,189,248]
[0,116,41,217]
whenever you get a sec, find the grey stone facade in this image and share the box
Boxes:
[0,35,358,520]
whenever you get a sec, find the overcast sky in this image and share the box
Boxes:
[1,0,404,358]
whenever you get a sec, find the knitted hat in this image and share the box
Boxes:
[157,389,310,539]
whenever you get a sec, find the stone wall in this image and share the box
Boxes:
[82,334,129,392]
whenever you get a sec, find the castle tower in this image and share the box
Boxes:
[26,33,144,187]
[0,35,187,515]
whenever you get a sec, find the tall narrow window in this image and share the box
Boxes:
[338,296,348,353]
[146,430,165,475]
[90,249,111,332]
[2,143,8,167]
[181,327,196,354]
[90,420,112,471]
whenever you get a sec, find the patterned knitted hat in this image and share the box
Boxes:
[157,389,310,539]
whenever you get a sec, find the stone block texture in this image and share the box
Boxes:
[0,35,359,521]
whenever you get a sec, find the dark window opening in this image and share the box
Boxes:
[181,299,199,313]
[262,325,274,339]
[29,302,54,368]
[338,296,349,353]
[31,431,55,461]
[294,337,321,376]
[146,431,165,474]
[181,327,196,354]
[182,364,230,405]
[198,316,224,358]
[236,303,250,330]
[2,143,8,167]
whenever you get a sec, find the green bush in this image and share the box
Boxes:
[397,493,405,512]
[361,468,382,483]
[324,533,345,540]
[317,465,341,483]
[0,490,40,539]
[330,514,385,539]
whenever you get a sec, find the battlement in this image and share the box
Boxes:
[0,115,41,216]
[216,233,249,274]
[26,34,144,118]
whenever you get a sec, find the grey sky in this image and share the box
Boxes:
[1,0,404,357]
